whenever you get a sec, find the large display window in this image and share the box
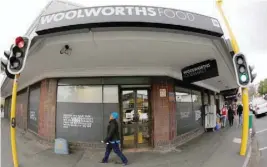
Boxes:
[28,85,41,133]
[56,85,119,142]
[175,87,203,135]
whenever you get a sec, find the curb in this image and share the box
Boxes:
[242,142,252,167]
[243,135,261,167]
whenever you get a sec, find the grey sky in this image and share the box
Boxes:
[0,0,266,83]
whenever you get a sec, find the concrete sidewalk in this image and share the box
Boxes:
[1,118,251,167]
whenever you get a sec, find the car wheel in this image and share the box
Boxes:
[255,114,259,118]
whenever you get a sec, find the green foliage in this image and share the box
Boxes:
[258,78,267,95]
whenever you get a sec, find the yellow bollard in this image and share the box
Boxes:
[216,0,249,156]
[10,74,19,167]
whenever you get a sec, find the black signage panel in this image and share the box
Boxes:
[181,59,219,83]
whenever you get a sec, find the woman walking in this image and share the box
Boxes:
[228,106,235,127]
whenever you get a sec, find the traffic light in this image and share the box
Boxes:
[7,36,31,75]
[233,53,251,87]
[249,65,257,83]
[1,50,15,79]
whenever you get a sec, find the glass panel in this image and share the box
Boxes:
[192,90,202,125]
[175,87,192,102]
[210,95,215,105]
[204,93,209,105]
[57,86,102,103]
[192,90,202,105]
[103,85,119,103]
[136,90,149,123]
[137,125,150,145]
[122,90,135,124]
[175,87,194,135]
[122,125,136,148]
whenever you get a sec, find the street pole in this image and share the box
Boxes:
[216,0,249,156]
[10,74,19,167]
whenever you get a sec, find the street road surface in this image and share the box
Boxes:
[254,114,267,167]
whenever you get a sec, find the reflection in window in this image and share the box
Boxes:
[210,95,215,105]
[192,90,202,105]
[57,86,102,103]
[204,93,209,105]
[175,87,192,103]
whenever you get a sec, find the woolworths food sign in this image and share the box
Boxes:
[36,6,223,35]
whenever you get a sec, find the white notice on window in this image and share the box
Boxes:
[195,110,201,121]
[30,111,37,121]
[63,114,94,128]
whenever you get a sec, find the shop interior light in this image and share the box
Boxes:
[15,36,25,48]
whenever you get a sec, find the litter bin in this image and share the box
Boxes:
[54,138,69,155]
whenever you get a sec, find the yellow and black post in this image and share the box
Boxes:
[10,74,20,167]
[216,0,249,156]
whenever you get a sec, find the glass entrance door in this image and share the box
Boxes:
[121,89,151,148]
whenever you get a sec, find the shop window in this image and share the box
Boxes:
[57,86,102,103]
[175,87,193,135]
[56,85,103,142]
[103,86,119,103]
[192,90,202,125]
[175,87,203,136]
[203,93,209,105]
[210,95,215,105]
[28,86,41,133]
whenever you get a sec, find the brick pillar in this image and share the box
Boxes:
[151,77,176,147]
[38,79,57,141]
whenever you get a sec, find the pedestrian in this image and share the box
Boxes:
[237,103,243,126]
[228,106,235,127]
[220,105,228,128]
[101,112,128,166]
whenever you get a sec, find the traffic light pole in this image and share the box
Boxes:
[10,74,19,167]
[216,0,249,156]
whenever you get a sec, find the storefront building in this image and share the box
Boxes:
[1,1,238,149]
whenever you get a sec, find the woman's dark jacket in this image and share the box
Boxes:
[104,119,120,143]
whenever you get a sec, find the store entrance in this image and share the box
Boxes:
[120,89,151,148]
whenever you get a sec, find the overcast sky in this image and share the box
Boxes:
[0,0,266,84]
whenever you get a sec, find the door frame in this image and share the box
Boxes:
[119,86,152,149]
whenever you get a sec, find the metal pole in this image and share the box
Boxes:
[216,0,249,156]
[10,74,19,167]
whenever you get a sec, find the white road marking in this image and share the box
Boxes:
[233,137,241,144]
[256,128,267,134]
[259,147,267,151]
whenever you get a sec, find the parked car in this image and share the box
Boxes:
[254,98,267,118]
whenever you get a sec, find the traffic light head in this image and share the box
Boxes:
[249,65,257,83]
[1,50,15,79]
[7,36,31,75]
[233,53,251,87]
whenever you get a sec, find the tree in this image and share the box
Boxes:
[258,78,267,95]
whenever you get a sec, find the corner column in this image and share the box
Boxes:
[38,79,57,141]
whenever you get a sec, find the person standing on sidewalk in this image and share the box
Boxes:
[227,106,235,127]
[237,103,243,126]
[220,105,228,128]
[101,112,128,166]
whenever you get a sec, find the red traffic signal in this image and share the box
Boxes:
[15,36,25,48]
